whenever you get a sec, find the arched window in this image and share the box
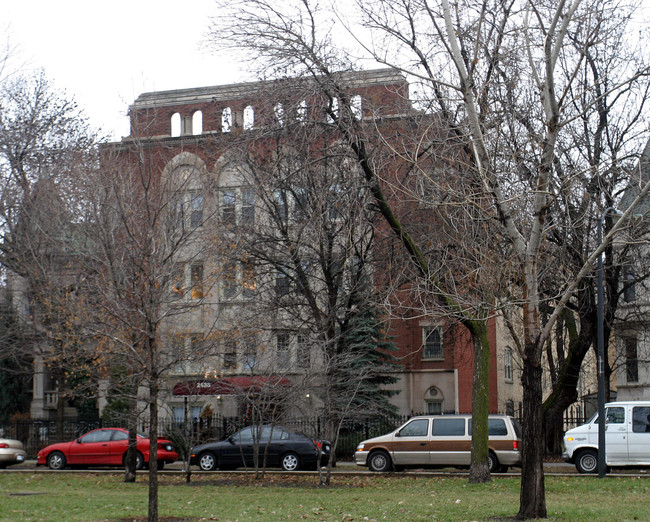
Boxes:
[425,387,443,414]
[222,107,232,133]
[192,111,203,135]
[504,346,513,383]
[244,105,255,130]
[351,95,362,119]
[171,112,181,137]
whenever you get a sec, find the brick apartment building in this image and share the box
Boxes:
[27,69,518,422]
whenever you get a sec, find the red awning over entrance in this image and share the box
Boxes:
[172,376,290,396]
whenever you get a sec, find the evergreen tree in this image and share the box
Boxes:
[337,305,399,419]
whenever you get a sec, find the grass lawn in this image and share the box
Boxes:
[1,472,648,521]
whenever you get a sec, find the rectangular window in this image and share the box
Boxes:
[624,265,636,302]
[190,263,204,299]
[222,261,238,299]
[422,327,443,360]
[293,186,308,221]
[243,335,257,371]
[221,190,236,225]
[171,263,185,299]
[241,188,255,224]
[328,184,342,221]
[242,259,256,298]
[190,191,204,228]
[172,195,185,231]
[276,332,290,368]
[432,418,465,436]
[274,189,288,222]
[296,334,310,369]
[276,269,290,297]
[223,340,237,369]
[632,407,650,433]
[624,337,638,383]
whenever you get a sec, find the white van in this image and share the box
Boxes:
[563,401,650,473]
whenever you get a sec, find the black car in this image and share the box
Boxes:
[190,425,330,471]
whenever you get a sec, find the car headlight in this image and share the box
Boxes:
[165,444,173,452]
[356,443,365,451]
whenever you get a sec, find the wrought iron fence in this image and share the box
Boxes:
[1,409,587,460]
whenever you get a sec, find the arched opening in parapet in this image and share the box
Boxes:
[222,107,232,133]
[192,111,203,135]
[171,112,181,137]
[244,105,254,130]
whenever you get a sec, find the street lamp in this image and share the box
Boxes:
[596,206,622,478]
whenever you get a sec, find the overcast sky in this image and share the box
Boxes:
[2,0,245,140]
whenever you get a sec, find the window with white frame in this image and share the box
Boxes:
[504,346,513,383]
[190,263,204,299]
[221,259,256,300]
[241,188,256,224]
[276,332,291,368]
[220,187,255,226]
[223,340,237,370]
[422,326,443,360]
[170,167,204,231]
[170,333,204,374]
[170,262,204,300]
[221,189,237,226]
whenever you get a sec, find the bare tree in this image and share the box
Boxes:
[71,137,223,520]
[206,0,650,516]
[0,71,102,434]
[215,98,401,482]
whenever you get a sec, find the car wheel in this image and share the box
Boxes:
[281,452,300,471]
[487,451,501,473]
[575,449,598,473]
[368,450,392,472]
[198,451,218,471]
[157,461,164,470]
[47,451,66,470]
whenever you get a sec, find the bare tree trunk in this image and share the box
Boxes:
[124,395,138,483]
[469,328,491,483]
[148,377,159,522]
[518,357,546,519]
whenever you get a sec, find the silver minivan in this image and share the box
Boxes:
[355,414,522,473]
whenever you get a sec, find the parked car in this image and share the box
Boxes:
[0,438,27,468]
[36,427,178,470]
[563,401,650,473]
[190,425,331,471]
[355,414,522,473]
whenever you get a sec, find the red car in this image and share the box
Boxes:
[36,428,178,470]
